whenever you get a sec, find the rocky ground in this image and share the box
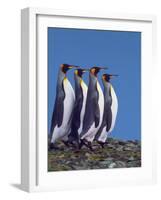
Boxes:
[48,138,141,171]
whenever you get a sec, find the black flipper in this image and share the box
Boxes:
[50,81,65,137]
[68,87,83,143]
[95,85,112,140]
[94,83,100,128]
[106,86,112,131]
[106,105,112,132]
[80,81,100,137]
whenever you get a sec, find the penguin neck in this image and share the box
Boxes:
[74,74,83,97]
[74,74,82,86]
[56,70,68,93]
[103,81,111,98]
[89,72,98,85]
[58,69,67,82]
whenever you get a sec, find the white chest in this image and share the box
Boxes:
[109,85,118,132]
[62,79,75,126]
[78,80,88,134]
[96,81,104,126]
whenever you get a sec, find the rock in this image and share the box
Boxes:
[132,147,141,152]
[116,146,124,151]
[128,156,135,161]
[99,158,114,167]
[48,137,141,171]
[72,165,86,170]
[123,147,132,151]
[108,162,117,168]
[107,138,115,143]
[115,161,126,168]
[111,140,119,145]
[118,141,126,145]
[127,140,140,145]
[127,160,141,168]
[125,143,136,148]
[107,144,115,148]
[85,152,91,157]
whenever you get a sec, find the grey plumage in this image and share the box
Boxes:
[80,72,100,138]
[95,73,118,145]
[95,81,112,140]
[68,70,86,143]
[49,64,77,147]
[50,69,65,137]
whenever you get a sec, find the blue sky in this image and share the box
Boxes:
[48,27,141,141]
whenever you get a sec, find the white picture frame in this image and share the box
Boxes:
[21,7,157,192]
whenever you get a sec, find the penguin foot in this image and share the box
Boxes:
[68,140,74,145]
[62,140,70,147]
[79,139,87,149]
[87,141,94,151]
[71,141,79,149]
[97,141,105,148]
[48,143,59,151]
[79,139,94,151]
[78,140,84,149]
[68,140,77,147]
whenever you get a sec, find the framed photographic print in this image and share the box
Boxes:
[21,7,156,192]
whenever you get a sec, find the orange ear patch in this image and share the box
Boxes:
[74,70,78,75]
[102,75,106,80]
[91,68,95,75]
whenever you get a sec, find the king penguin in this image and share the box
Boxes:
[79,66,108,150]
[49,64,77,149]
[68,68,89,146]
[95,74,118,148]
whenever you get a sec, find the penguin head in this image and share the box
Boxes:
[60,64,77,74]
[74,68,89,77]
[102,74,118,82]
[90,66,108,76]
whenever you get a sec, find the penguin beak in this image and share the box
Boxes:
[82,68,90,73]
[68,65,79,69]
[99,67,108,70]
[110,74,118,78]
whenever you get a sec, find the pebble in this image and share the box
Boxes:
[116,146,124,151]
[123,147,132,151]
[118,141,126,145]
[99,158,114,167]
[108,162,117,168]
[115,161,126,168]
[126,143,136,148]
[128,156,135,161]
[48,138,141,171]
